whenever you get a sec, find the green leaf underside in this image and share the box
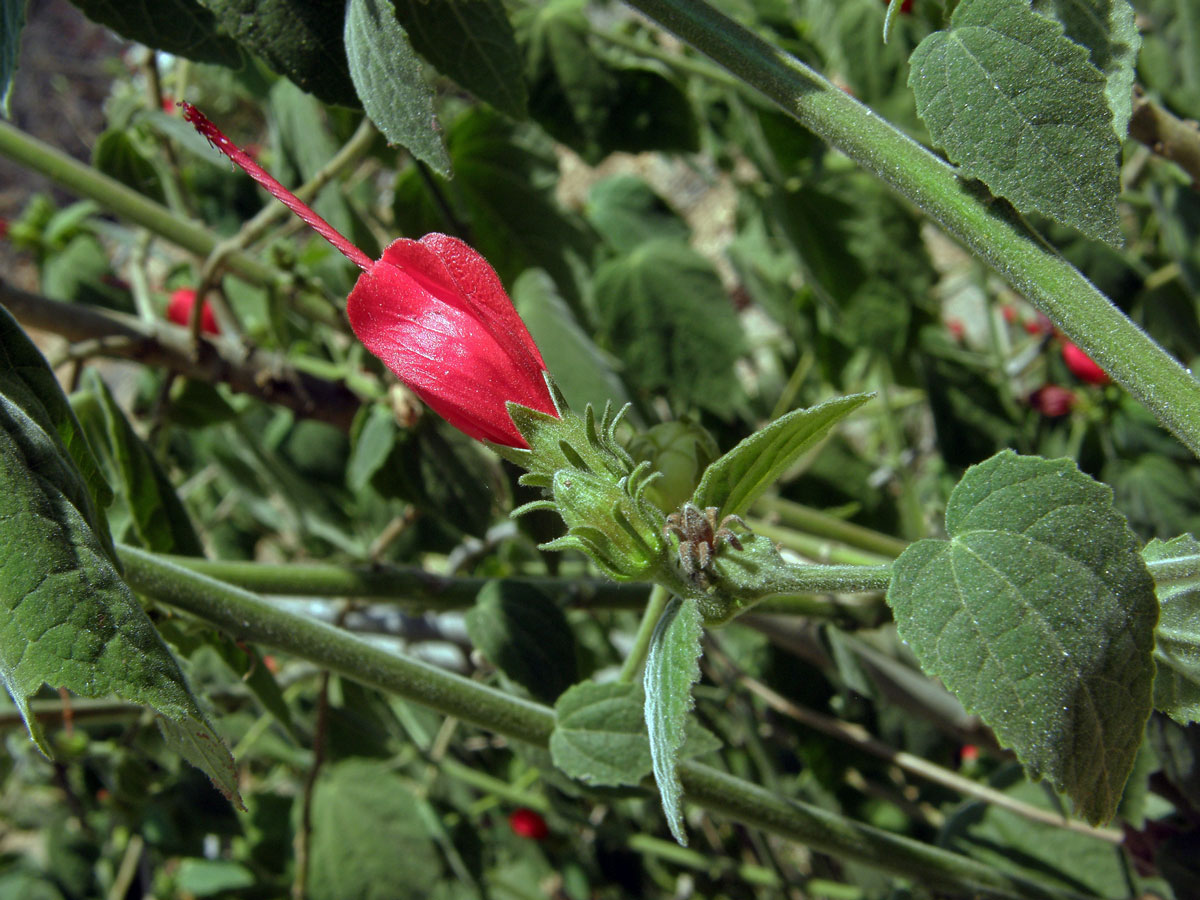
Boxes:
[1031,0,1141,137]
[465,581,577,704]
[393,0,527,118]
[908,0,1123,245]
[67,0,243,67]
[550,679,719,787]
[0,398,239,805]
[309,760,441,900]
[1,0,26,117]
[344,0,449,175]
[692,393,871,519]
[887,451,1157,823]
[1145,534,1200,725]
[197,0,358,108]
[644,596,704,844]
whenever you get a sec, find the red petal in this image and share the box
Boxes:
[347,257,554,447]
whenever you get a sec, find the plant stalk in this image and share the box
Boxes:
[119,544,1093,899]
[622,0,1200,459]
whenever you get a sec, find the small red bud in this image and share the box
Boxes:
[1024,313,1054,336]
[960,744,980,765]
[1061,342,1109,385]
[1000,304,1017,324]
[946,318,965,341]
[167,288,221,336]
[1031,384,1074,418]
[508,807,549,840]
[882,0,914,12]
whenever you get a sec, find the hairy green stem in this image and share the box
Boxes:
[622,0,1200,459]
[618,584,671,682]
[748,519,896,566]
[119,544,1089,900]
[767,562,893,595]
[754,497,909,558]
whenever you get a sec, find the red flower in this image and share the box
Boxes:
[1031,384,1074,418]
[181,103,556,448]
[881,0,914,12]
[508,807,549,840]
[167,288,221,336]
[1061,341,1109,385]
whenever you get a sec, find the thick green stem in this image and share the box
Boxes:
[766,562,893,595]
[622,0,1200,459]
[0,119,278,287]
[119,544,1090,900]
[748,519,895,566]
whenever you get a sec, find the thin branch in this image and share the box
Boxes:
[1130,88,1200,185]
[0,278,364,431]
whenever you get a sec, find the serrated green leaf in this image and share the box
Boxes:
[584,175,690,254]
[940,766,1131,898]
[67,0,242,66]
[344,0,449,175]
[393,0,527,118]
[592,240,744,417]
[0,397,239,806]
[1,0,26,118]
[693,393,872,519]
[512,269,631,416]
[0,305,114,559]
[908,0,1123,244]
[197,0,358,108]
[644,596,703,845]
[550,679,719,787]
[465,581,577,704]
[1031,0,1141,137]
[309,760,441,900]
[887,450,1157,823]
[74,371,204,557]
[1144,534,1200,725]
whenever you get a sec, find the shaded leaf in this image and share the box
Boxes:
[309,760,441,900]
[0,397,239,805]
[91,129,166,205]
[1032,0,1141,136]
[393,0,527,118]
[465,581,577,704]
[512,269,630,416]
[592,240,744,416]
[693,393,871,519]
[197,0,358,108]
[887,451,1157,823]
[550,679,719,787]
[73,370,204,557]
[908,0,1122,244]
[344,0,449,175]
[67,0,242,66]
[644,596,703,845]
[585,175,690,254]
[1144,534,1200,725]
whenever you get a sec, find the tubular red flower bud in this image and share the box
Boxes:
[1061,341,1110,385]
[181,103,556,447]
[508,807,549,840]
[167,288,221,336]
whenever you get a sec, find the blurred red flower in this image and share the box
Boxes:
[508,807,549,840]
[167,288,221,336]
[1061,341,1110,385]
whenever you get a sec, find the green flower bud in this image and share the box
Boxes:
[540,467,667,581]
[627,419,719,512]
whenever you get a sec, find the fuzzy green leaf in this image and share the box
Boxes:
[551,679,719,788]
[1145,534,1200,725]
[465,581,577,704]
[644,596,704,844]
[1032,0,1141,137]
[1,0,26,117]
[393,0,526,118]
[692,393,871,519]
[888,451,1157,823]
[592,240,744,417]
[0,398,239,806]
[197,0,358,107]
[0,305,113,559]
[344,0,449,175]
[67,0,243,66]
[908,0,1123,244]
[585,175,690,254]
